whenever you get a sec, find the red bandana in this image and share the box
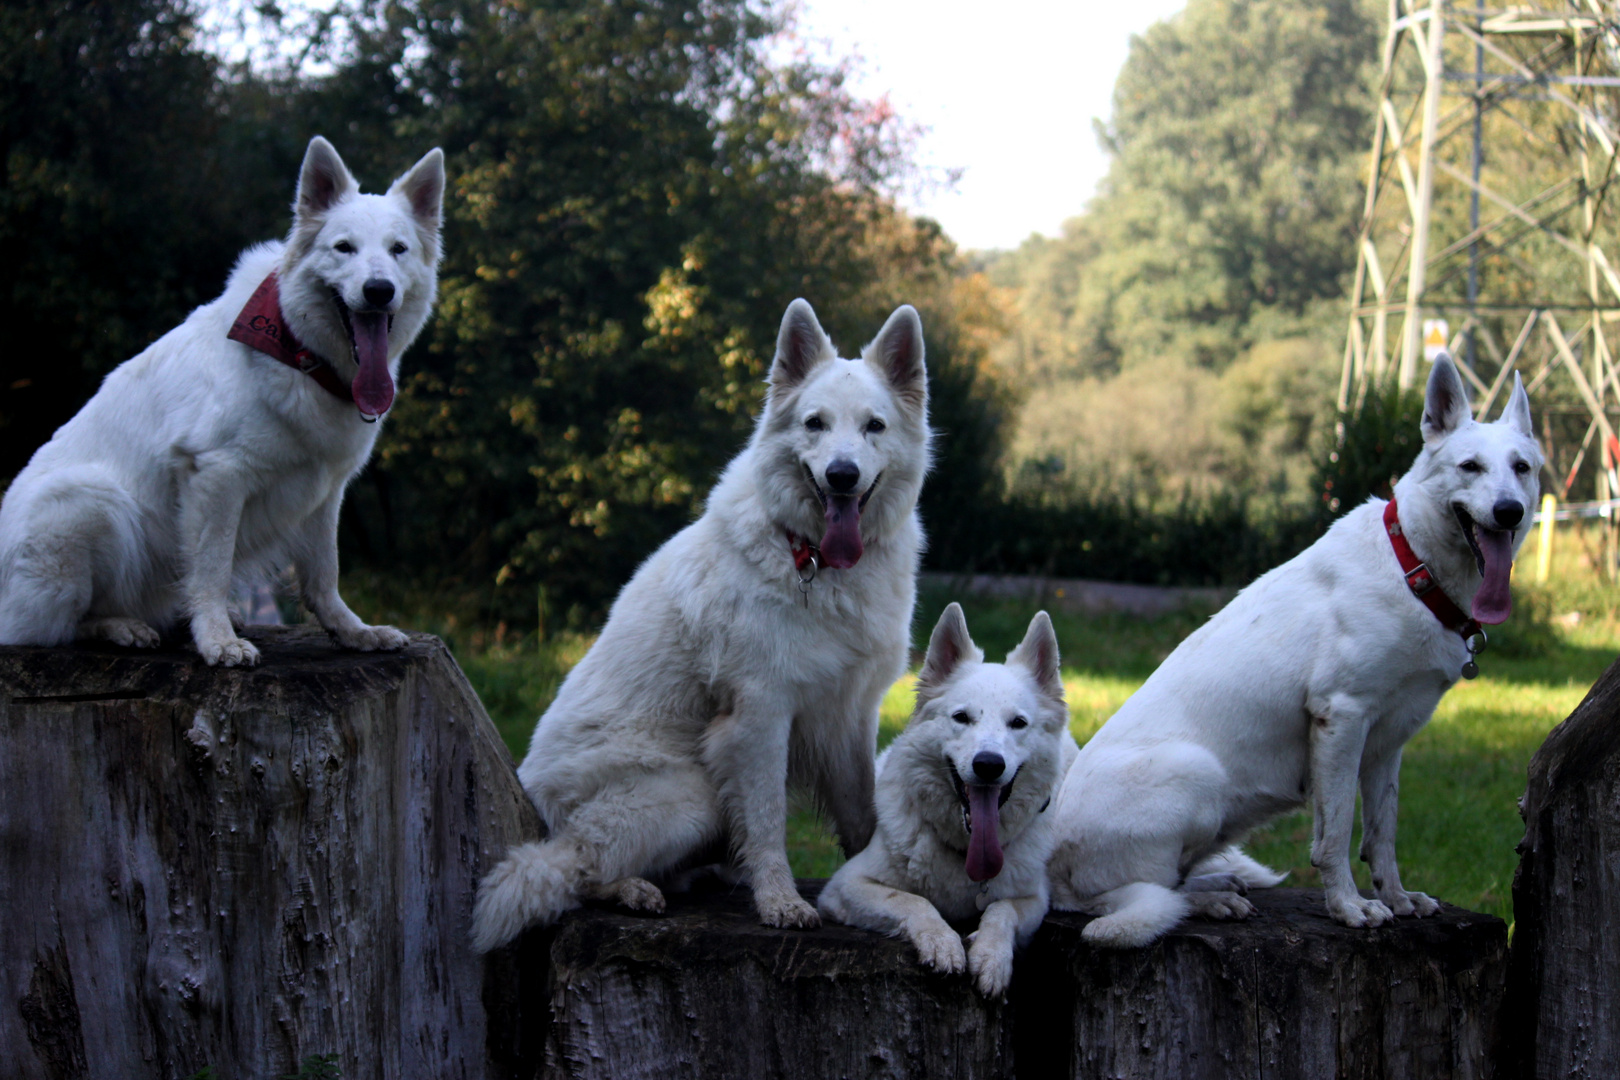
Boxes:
[1383,498,1482,641]
[227,272,354,403]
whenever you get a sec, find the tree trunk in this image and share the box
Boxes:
[511,883,1505,1080]
[0,627,542,1080]
[1502,653,1620,1078]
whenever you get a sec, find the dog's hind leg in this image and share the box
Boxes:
[1183,889,1255,920]
[472,765,721,951]
[77,617,161,648]
[1081,882,1191,948]
[0,541,92,646]
[1186,846,1287,894]
[0,476,147,647]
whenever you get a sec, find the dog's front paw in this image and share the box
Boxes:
[332,624,409,652]
[1380,888,1440,918]
[757,892,820,929]
[1326,893,1394,928]
[967,936,1013,998]
[198,635,261,668]
[1187,890,1255,921]
[909,923,967,975]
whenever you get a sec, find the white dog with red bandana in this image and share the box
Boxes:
[818,604,1077,998]
[0,137,442,665]
[1048,354,1541,946]
[472,299,931,949]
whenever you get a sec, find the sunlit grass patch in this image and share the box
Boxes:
[358,549,1620,920]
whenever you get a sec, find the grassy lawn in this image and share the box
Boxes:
[353,521,1620,924]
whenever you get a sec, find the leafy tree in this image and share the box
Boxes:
[297,0,1007,618]
[0,0,306,474]
[1077,0,1380,376]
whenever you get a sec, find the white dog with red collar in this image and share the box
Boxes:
[0,137,443,665]
[473,299,931,948]
[1048,354,1541,944]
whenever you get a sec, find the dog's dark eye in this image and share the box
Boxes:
[1514,461,1531,475]
[951,710,971,725]
[866,417,886,433]
[1459,460,1482,473]
[1008,715,1028,730]
[334,240,356,254]
[804,416,825,432]
[391,242,408,256]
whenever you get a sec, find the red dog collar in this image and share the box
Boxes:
[227,272,354,404]
[1384,498,1482,641]
[786,530,820,573]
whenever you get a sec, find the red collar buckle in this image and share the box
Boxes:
[1404,563,1437,597]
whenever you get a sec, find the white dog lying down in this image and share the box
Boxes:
[0,137,444,665]
[472,299,931,949]
[1048,354,1541,946]
[819,604,1078,997]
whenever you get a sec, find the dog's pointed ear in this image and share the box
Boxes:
[1008,610,1064,703]
[389,147,446,234]
[769,299,834,398]
[1421,352,1472,444]
[866,304,927,411]
[295,136,357,221]
[917,603,981,695]
[1500,370,1534,436]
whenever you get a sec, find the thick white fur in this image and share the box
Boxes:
[0,137,444,665]
[1049,356,1542,946]
[472,299,931,950]
[819,604,1077,997]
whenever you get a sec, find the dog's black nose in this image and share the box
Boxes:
[972,752,1005,782]
[362,278,396,308]
[825,459,860,494]
[1493,499,1525,530]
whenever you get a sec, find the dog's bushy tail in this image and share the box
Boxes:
[470,841,578,953]
[1192,845,1287,890]
[1080,882,1190,948]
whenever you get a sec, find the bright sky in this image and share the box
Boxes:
[788,0,1187,251]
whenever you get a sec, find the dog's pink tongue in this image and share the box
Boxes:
[350,312,394,419]
[1472,527,1515,624]
[819,494,864,569]
[965,785,1004,883]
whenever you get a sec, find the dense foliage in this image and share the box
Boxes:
[0,0,1015,621]
[986,0,1381,506]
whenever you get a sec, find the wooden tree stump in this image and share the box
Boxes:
[0,627,541,1080]
[1,629,1510,1079]
[506,883,1505,1080]
[1503,654,1620,1078]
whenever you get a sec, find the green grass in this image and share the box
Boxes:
[345,521,1620,923]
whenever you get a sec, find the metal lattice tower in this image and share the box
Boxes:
[1342,1,1620,521]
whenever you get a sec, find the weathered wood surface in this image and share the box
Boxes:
[0,626,542,1080]
[504,883,1505,1080]
[1503,654,1620,1078]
